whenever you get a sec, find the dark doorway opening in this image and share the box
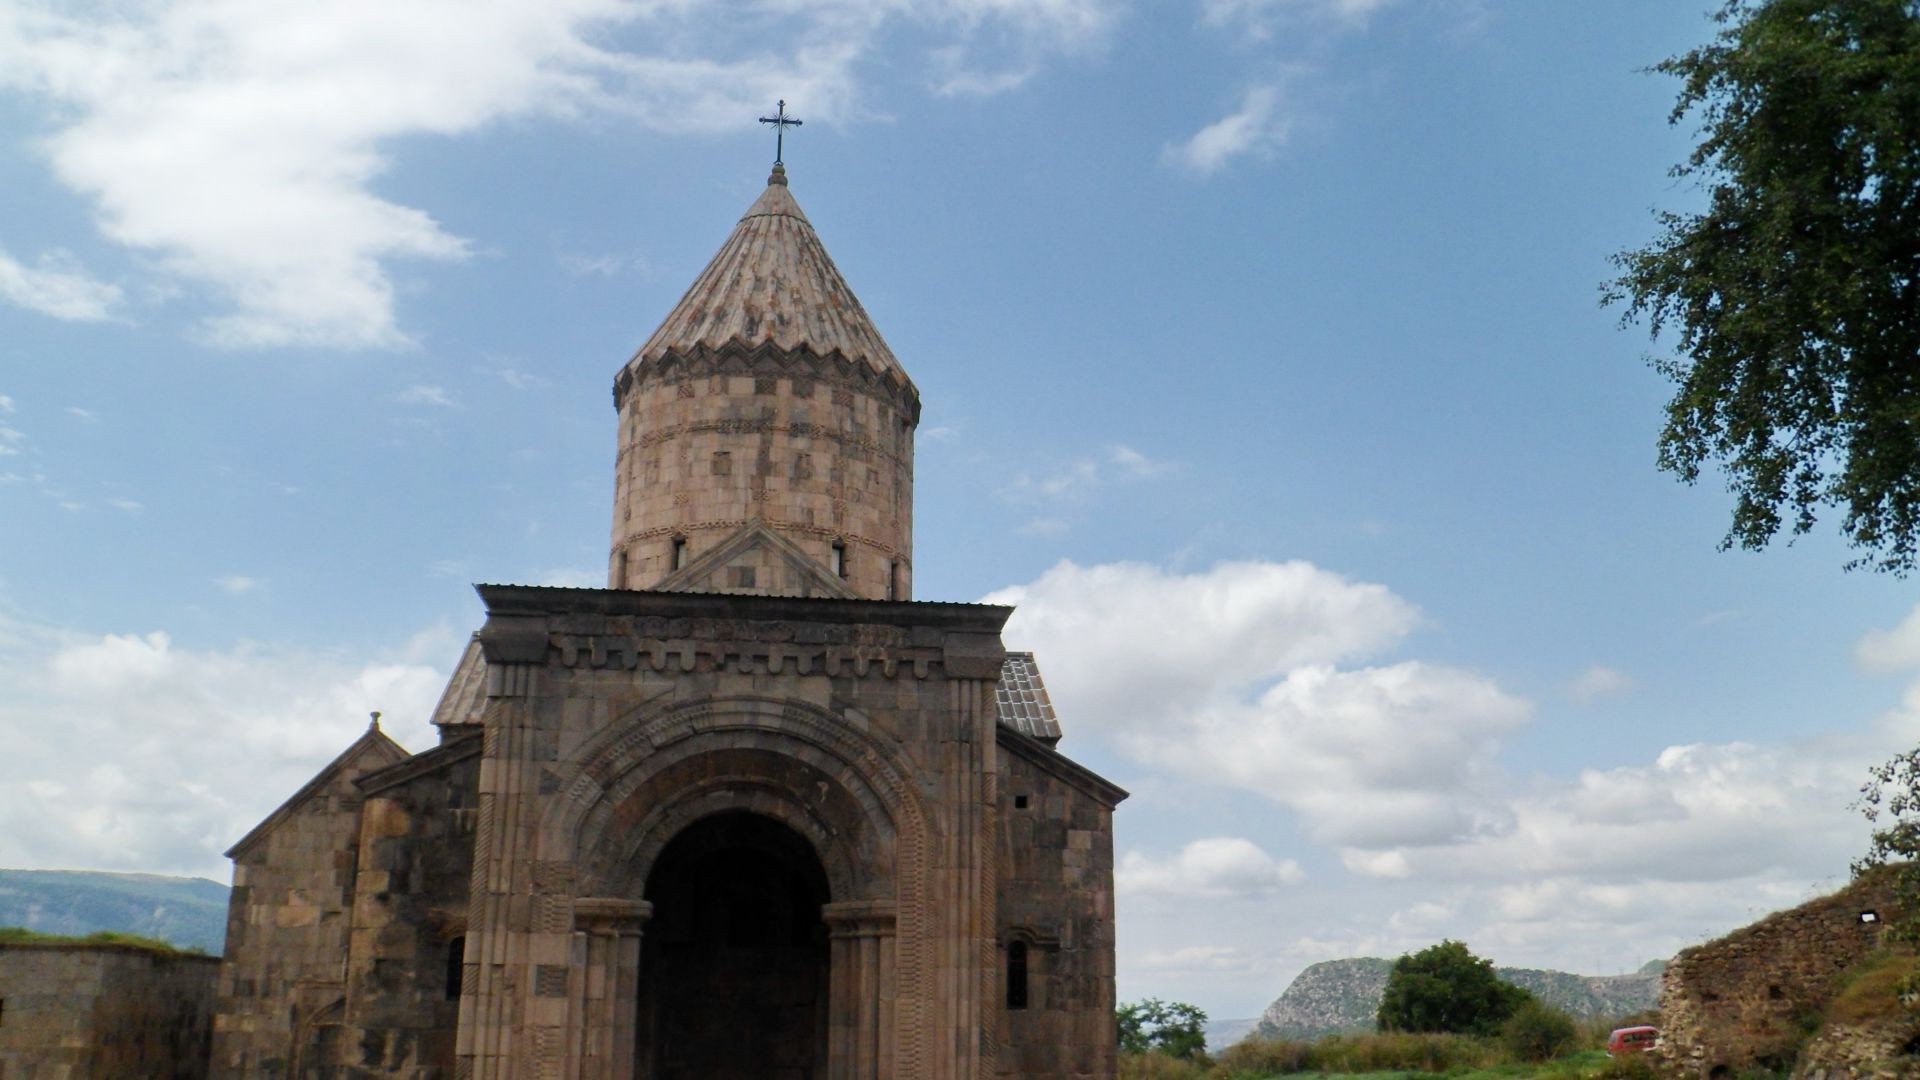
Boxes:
[638,811,830,1080]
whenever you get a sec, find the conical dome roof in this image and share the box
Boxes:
[633,166,906,379]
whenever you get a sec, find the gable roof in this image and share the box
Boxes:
[651,519,861,599]
[631,165,907,381]
[224,722,409,859]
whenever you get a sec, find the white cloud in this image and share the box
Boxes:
[1163,663,1530,847]
[0,395,14,413]
[65,407,98,421]
[215,574,262,594]
[1109,444,1174,478]
[0,246,121,322]
[1164,84,1290,175]
[989,560,1530,849]
[1132,944,1259,974]
[1568,664,1633,702]
[107,497,142,513]
[497,367,550,391]
[394,385,456,408]
[1201,0,1395,39]
[532,566,601,588]
[0,0,1119,348]
[1858,604,1920,673]
[1119,837,1303,897]
[0,616,449,878]
[557,252,647,278]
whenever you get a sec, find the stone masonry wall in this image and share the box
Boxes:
[0,942,220,1078]
[1659,871,1897,1078]
[457,587,1006,1079]
[996,735,1121,1080]
[339,737,481,1078]
[610,350,916,600]
[211,733,408,1078]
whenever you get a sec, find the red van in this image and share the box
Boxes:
[1607,1026,1658,1056]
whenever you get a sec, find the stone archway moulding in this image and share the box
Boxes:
[544,694,935,1078]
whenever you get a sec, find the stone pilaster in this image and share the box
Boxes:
[825,901,898,1080]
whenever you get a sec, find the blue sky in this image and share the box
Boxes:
[3,0,1917,1021]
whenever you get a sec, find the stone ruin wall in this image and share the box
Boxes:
[0,942,220,1078]
[1659,871,1896,1079]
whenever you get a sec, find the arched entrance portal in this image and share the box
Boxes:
[638,811,831,1080]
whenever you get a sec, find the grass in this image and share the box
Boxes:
[0,925,207,954]
[1826,950,1919,1027]
[1123,1033,1657,1080]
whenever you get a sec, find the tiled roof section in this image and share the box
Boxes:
[633,165,907,380]
[996,652,1062,743]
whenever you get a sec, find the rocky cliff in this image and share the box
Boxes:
[1250,957,1664,1042]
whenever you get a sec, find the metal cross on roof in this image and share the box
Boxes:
[758,100,802,165]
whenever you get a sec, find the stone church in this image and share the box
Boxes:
[209,161,1126,1080]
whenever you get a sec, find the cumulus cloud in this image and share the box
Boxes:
[0,0,1118,348]
[1119,837,1303,897]
[0,246,121,322]
[1164,84,1291,175]
[1858,605,1920,673]
[0,613,450,877]
[1567,664,1633,702]
[989,560,1532,848]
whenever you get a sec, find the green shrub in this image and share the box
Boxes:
[1205,1036,1312,1077]
[1377,939,1533,1036]
[0,926,199,954]
[1302,1031,1493,1073]
[1503,999,1580,1062]
[1116,1050,1209,1080]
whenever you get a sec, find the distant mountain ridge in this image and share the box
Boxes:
[0,869,228,954]
[1251,956,1664,1043]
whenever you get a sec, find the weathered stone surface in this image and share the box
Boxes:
[0,942,219,1078]
[1659,870,1897,1079]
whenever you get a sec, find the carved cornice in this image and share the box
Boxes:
[614,340,921,425]
[822,899,897,938]
[573,897,653,933]
[476,588,1008,678]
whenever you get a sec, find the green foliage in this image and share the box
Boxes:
[1377,940,1534,1036]
[1116,1049,1210,1080]
[1195,1035,1617,1078]
[1117,998,1210,1061]
[0,925,204,954]
[1501,1000,1580,1062]
[1857,752,1920,965]
[1606,0,1920,574]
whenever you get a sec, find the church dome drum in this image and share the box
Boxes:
[609,164,919,601]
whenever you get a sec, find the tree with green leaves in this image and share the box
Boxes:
[1116,998,1209,1061]
[1855,748,1920,952]
[1376,940,1532,1036]
[1607,0,1920,574]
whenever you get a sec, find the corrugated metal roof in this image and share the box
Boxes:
[995,651,1062,743]
[633,165,906,380]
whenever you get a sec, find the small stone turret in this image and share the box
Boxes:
[608,164,918,600]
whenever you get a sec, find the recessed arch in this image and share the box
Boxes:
[541,694,936,1072]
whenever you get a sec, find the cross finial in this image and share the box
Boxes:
[758,100,802,166]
